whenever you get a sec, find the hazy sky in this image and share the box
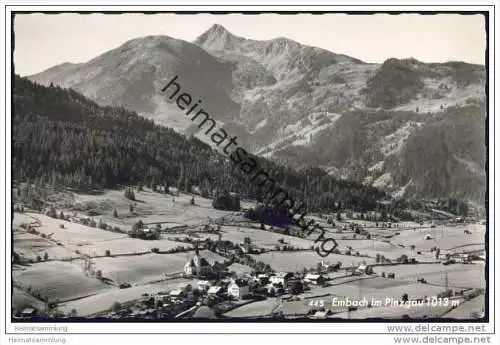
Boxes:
[14,12,486,76]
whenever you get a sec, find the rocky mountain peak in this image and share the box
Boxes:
[195,23,241,51]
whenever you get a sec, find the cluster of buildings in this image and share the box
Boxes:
[178,251,337,303]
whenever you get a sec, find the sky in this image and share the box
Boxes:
[14,13,486,76]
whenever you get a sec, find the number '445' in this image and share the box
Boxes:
[309,300,324,307]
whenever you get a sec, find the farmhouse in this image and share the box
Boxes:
[207,286,223,296]
[197,280,212,291]
[169,289,184,299]
[227,279,250,299]
[270,272,294,286]
[320,260,341,272]
[21,307,37,317]
[355,264,373,275]
[304,273,326,285]
[257,274,270,284]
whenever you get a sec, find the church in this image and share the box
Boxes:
[184,248,213,277]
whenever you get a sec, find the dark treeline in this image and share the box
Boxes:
[13,76,386,213]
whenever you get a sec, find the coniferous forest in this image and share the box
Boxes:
[13,75,387,213]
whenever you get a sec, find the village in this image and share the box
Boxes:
[11,185,486,320]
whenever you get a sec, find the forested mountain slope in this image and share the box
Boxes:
[13,76,386,213]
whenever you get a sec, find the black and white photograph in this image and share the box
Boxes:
[2,3,498,344]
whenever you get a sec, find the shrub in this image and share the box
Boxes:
[438,289,454,298]
[397,254,409,264]
[111,302,122,312]
[125,188,135,201]
[47,206,57,218]
[105,250,111,257]
[98,219,108,230]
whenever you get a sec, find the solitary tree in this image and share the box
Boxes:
[435,248,441,259]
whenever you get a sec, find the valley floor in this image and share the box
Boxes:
[11,188,486,320]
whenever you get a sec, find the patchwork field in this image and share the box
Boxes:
[12,287,47,313]
[335,239,436,261]
[216,225,315,249]
[24,213,126,245]
[11,187,487,320]
[442,295,485,319]
[73,189,237,229]
[224,299,279,318]
[14,231,81,261]
[12,261,111,301]
[58,278,193,316]
[307,276,448,302]
[250,251,376,272]
[373,263,485,289]
[390,225,485,251]
[67,237,193,257]
[92,250,225,284]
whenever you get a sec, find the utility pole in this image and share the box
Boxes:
[358,278,362,302]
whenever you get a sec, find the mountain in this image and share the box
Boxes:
[27,24,486,203]
[28,35,240,133]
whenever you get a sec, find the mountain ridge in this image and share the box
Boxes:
[26,24,486,204]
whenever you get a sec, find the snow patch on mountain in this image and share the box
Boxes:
[373,172,393,190]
